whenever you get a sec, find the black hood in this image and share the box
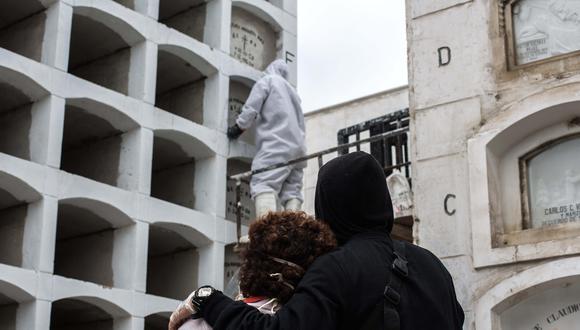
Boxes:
[315,151,393,245]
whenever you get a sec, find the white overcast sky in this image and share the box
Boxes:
[297,0,408,112]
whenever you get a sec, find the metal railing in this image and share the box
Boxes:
[228,112,411,244]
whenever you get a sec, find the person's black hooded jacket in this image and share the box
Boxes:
[202,151,464,329]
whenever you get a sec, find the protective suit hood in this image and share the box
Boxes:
[264,59,289,79]
[315,152,393,245]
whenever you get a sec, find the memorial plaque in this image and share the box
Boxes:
[526,136,580,229]
[230,7,278,70]
[512,0,580,65]
[501,281,580,330]
[229,81,256,145]
[226,159,256,224]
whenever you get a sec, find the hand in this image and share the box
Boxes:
[227,124,244,140]
[169,291,197,330]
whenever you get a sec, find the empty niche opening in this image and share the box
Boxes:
[145,313,170,330]
[151,134,198,208]
[68,13,132,94]
[230,6,279,70]
[0,187,28,268]
[229,80,256,145]
[0,293,18,330]
[0,83,36,161]
[0,0,47,61]
[50,299,122,330]
[159,0,207,42]
[223,243,242,298]
[147,224,198,300]
[226,159,255,223]
[54,201,133,287]
[155,50,206,124]
[60,101,138,187]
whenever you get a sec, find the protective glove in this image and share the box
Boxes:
[169,291,197,330]
[227,124,244,140]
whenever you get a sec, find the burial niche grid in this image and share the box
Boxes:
[146,224,198,300]
[68,13,133,94]
[50,299,116,330]
[155,50,206,124]
[159,0,208,42]
[60,100,138,188]
[54,200,133,288]
[0,0,47,61]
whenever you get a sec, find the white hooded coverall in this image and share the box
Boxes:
[236,59,306,204]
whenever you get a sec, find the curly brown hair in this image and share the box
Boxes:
[239,211,337,304]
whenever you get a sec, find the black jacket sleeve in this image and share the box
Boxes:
[203,254,348,330]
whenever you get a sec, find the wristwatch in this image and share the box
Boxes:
[191,286,217,311]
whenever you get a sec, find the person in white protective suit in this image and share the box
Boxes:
[227,59,306,217]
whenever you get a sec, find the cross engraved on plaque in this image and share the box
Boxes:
[509,0,580,66]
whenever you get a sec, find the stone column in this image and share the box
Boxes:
[41,1,73,71]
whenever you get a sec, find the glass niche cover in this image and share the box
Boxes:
[524,135,580,229]
[501,281,580,330]
[512,0,580,65]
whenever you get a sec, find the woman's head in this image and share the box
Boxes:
[239,211,337,303]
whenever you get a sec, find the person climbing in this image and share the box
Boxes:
[227,59,306,218]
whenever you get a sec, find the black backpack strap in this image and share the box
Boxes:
[383,240,408,330]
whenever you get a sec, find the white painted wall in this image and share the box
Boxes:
[406,0,580,328]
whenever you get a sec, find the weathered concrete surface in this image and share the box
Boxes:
[407,0,580,328]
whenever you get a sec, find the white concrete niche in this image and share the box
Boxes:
[150,131,214,211]
[159,0,208,43]
[228,79,256,145]
[144,313,170,330]
[0,172,42,270]
[0,82,50,163]
[226,158,255,224]
[50,298,131,330]
[0,0,47,62]
[60,99,140,189]
[230,6,279,70]
[67,10,144,96]
[155,50,207,125]
[469,90,580,267]
[146,224,199,300]
[53,200,135,289]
